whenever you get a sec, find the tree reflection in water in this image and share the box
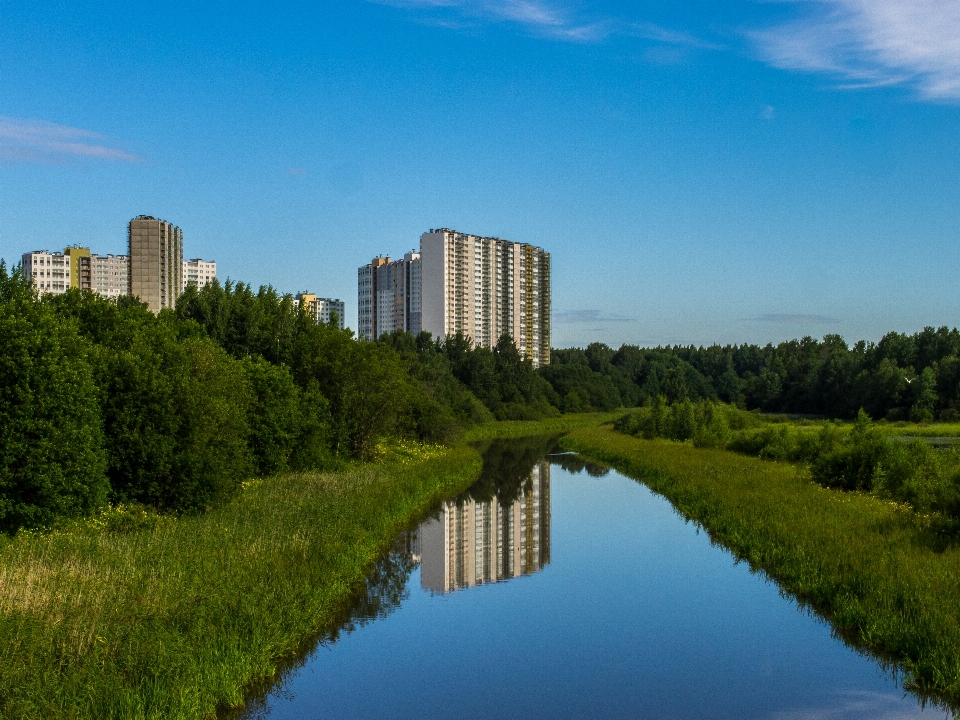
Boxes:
[222,546,417,720]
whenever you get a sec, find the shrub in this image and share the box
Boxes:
[810,411,888,492]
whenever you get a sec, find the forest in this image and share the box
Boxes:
[542,331,960,422]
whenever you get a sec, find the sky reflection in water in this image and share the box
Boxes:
[239,437,944,720]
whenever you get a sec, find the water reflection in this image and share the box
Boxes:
[548,451,611,478]
[223,547,417,720]
[414,459,550,594]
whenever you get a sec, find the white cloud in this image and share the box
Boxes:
[0,116,146,163]
[371,0,713,46]
[768,690,929,720]
[751,0,960,100]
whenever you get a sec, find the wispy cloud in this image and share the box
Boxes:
[752,313,840,325]
[554,309,637,324]
[371,0,716,46]
[0,116,146,164]
[750,0,960,100]
[628,22,725,50]
[769,690,928,720]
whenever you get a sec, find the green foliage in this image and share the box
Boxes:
[243,357,300,477]
[615,397,733,449]
[96,319,253,513]
[616,396,960,523]
[0,264,109,533]
[809,410,888,492]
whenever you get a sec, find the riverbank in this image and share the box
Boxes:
[0,443,481,720]
[562,426,960,709]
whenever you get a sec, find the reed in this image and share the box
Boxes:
[0,443,480,720]
[562,426,960,710]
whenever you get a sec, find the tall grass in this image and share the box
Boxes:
[562,426,960,712]
[0,443,481,720]
[459,411,625,442]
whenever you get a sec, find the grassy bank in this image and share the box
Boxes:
[562,426,960,708]
[460,411,625,442]
[0,443,481,720]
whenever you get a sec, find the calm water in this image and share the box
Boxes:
[237,436,951,720]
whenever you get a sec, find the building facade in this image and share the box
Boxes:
[22,251,72,295]
[420,229,551,367]
[64,246,91,290]
[181,259,217,292]
[24,248,129,299]
[128,216,183,312]
[357,251,421,340]
[295,292,345,330]
[91,254,129,299]
[416,459,550,594]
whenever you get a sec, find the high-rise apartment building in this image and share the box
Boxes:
[358,231,550,366]
[64,246,91,290]
[415,459,550,594]
[357,251,421,340]
[91,254,129,299]
[181,259,217,292]
[295,292,345,330]
[24,248,129,299]
[22,251,72,295]
[128,216,183,312]
[421,228,551,367]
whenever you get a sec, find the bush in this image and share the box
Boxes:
[810,411,888,492]
[614,397,730,448]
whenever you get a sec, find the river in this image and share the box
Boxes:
[235,435,949,720]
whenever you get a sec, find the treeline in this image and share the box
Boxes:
[0,265,557,533]
[541,330,960,421]
[616,400,960,521]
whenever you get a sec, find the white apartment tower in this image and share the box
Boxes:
[420,229,551,367]
[357,251,422,341]
[181,259,217,292]
[128,216,183,312]
[295,292,345,330]
[22,251,72,295]
[91,254,129,299]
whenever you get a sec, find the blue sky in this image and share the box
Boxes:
[2,0,960,348]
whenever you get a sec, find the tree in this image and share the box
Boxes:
[0,264,109,532]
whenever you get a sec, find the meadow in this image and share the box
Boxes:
[459,411,626,442]
[0,443,480,720]
[562,425,960,710]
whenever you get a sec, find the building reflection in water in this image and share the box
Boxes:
[413,459,551,594]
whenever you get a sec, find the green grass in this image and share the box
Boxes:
[0,442,481,720]
[562,426,960,711]
[878,421,960,438]
[460,411,625,442]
